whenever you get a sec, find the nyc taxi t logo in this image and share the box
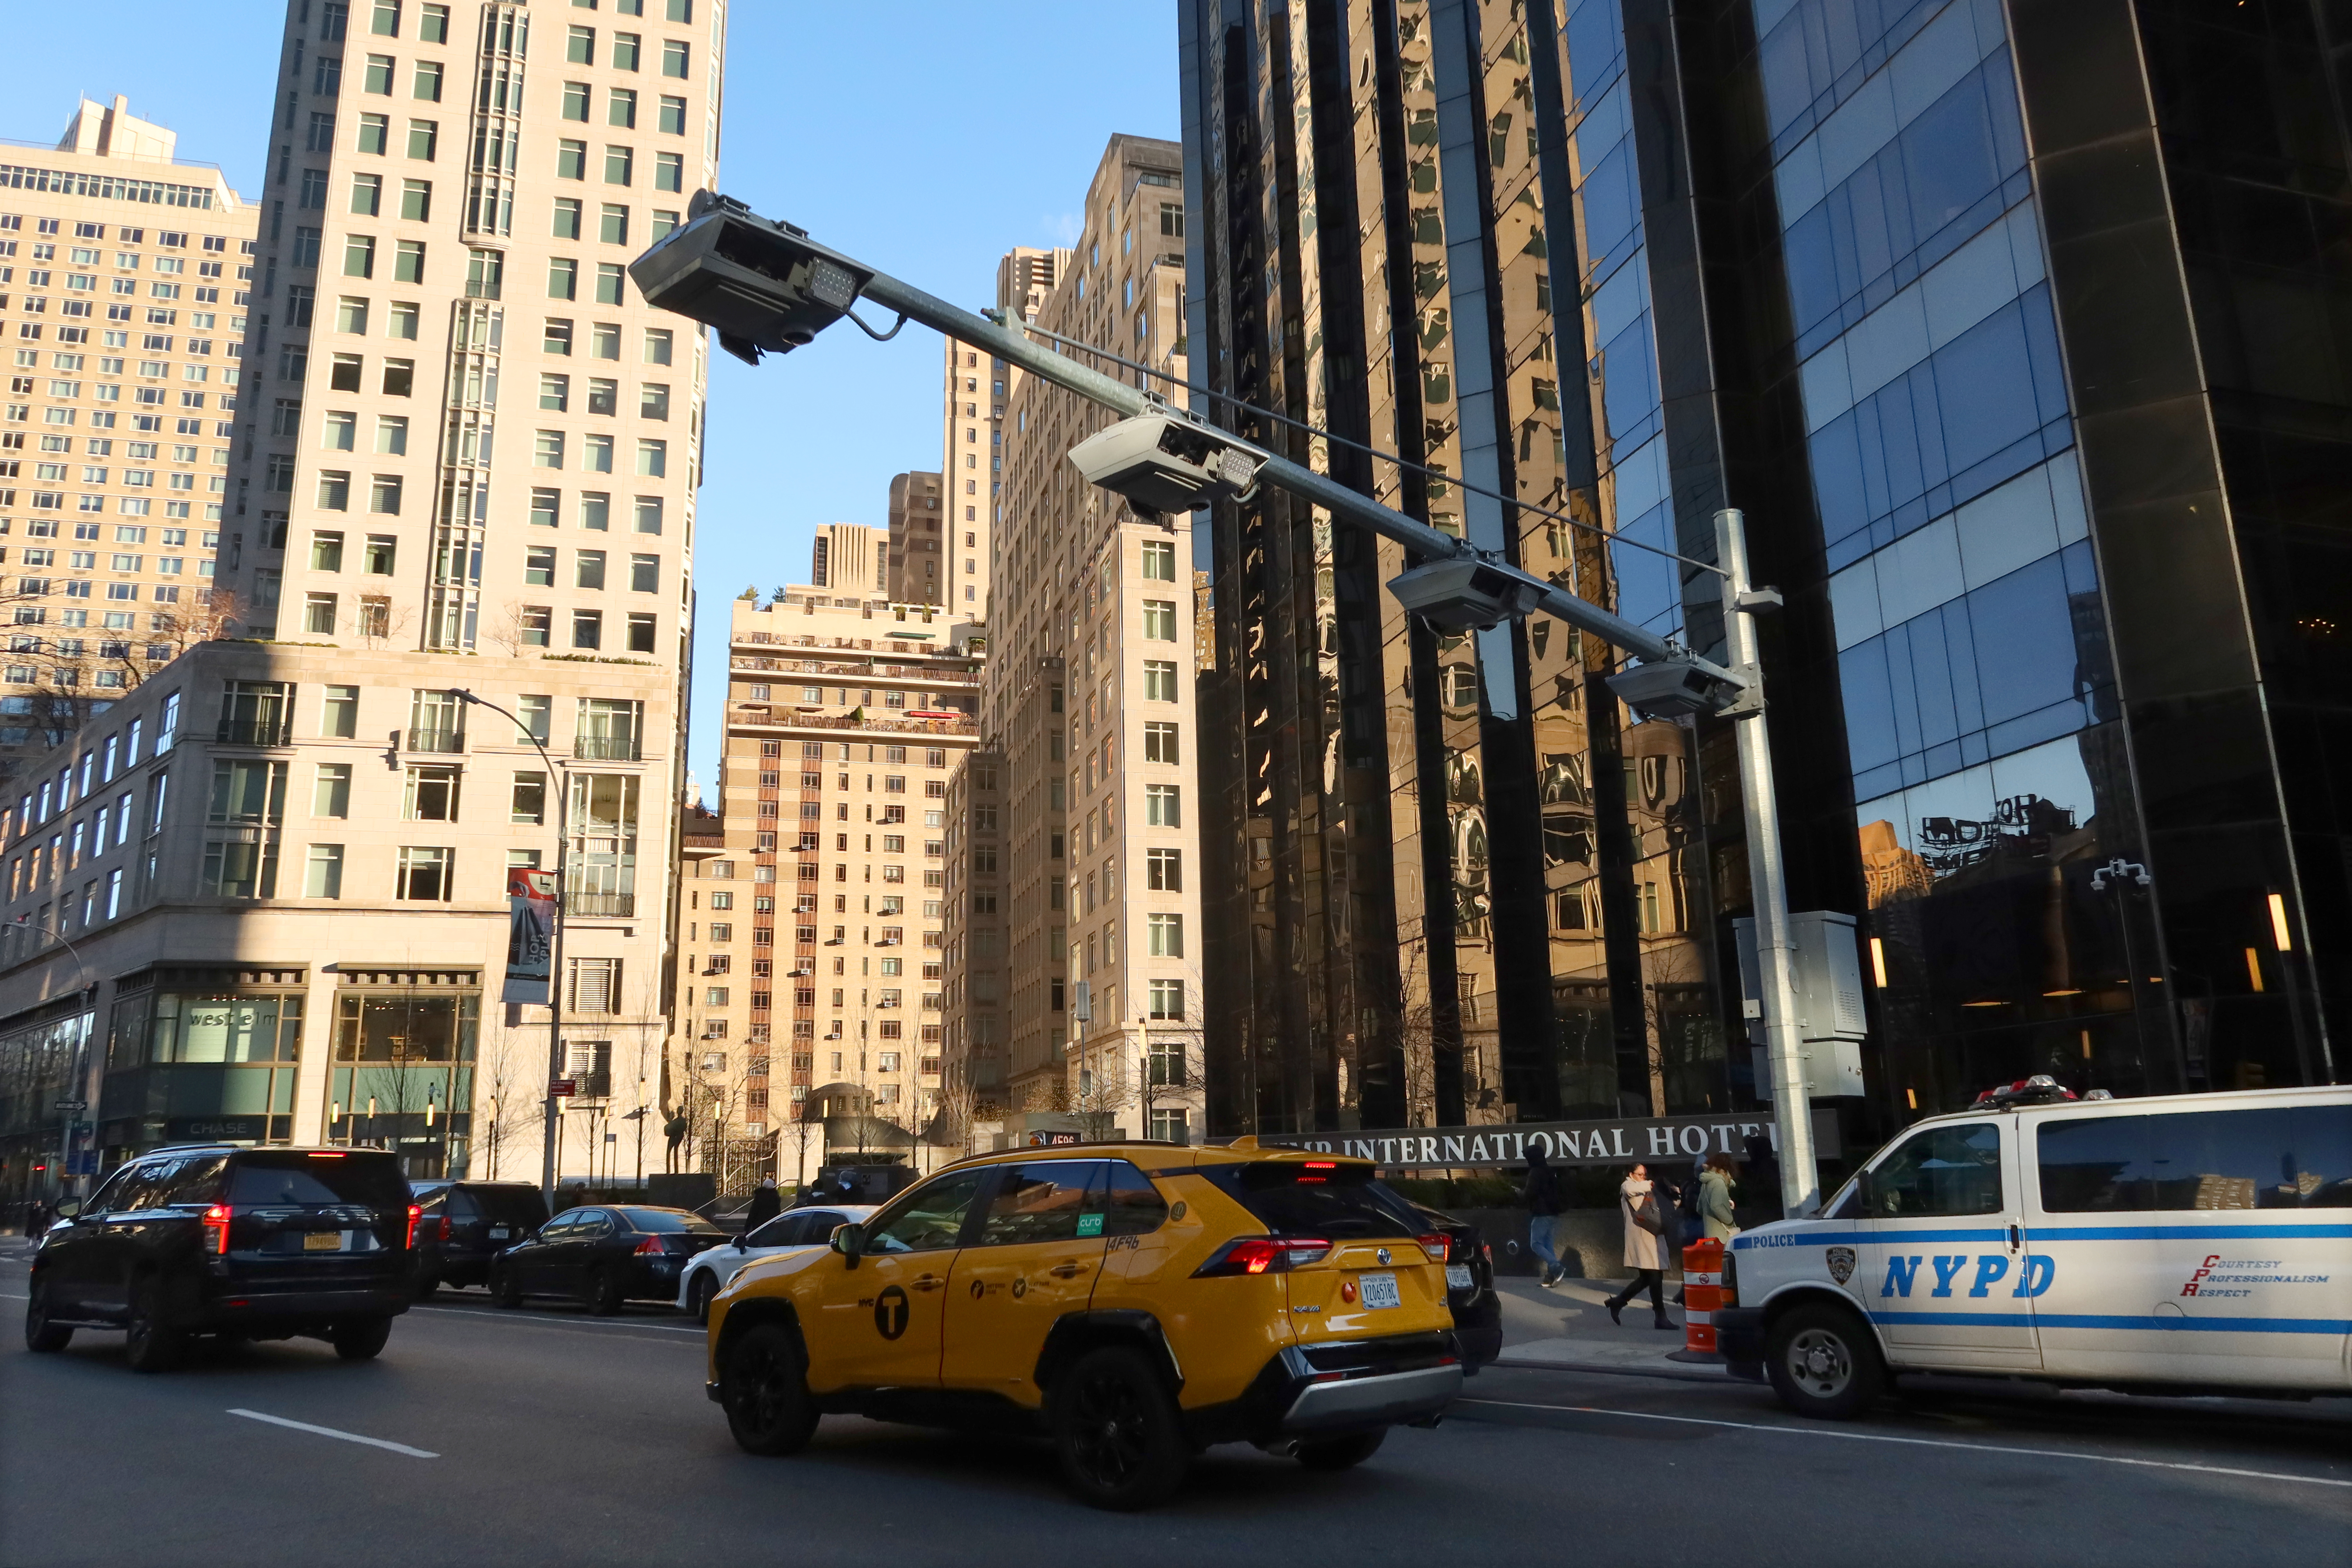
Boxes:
[1878,1253,2054,1299]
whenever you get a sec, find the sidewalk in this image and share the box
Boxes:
[1489,1273,1734,1383]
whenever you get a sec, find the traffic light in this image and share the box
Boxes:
[628,190,873,365]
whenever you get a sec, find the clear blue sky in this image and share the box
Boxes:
[8,3,1179,793]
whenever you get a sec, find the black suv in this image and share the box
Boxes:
[24,1145,413,1371]
[407,1180,549,1296]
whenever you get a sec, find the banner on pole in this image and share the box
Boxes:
[503,868,558,1004]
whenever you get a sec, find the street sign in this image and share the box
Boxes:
[52,1099,86,1113]
[550,1079,578,1098]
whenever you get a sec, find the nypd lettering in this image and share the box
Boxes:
[1879,1254,2055,1299]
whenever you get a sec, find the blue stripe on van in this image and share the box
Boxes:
[2030,1224,2352,1242]
[1867,1311,2352,1335]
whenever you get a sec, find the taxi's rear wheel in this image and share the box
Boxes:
[1765,1300,1882,1420]
[1051,1345,1189,1511]
[1296,1429,1386,1471]
[722,1323,819,1456]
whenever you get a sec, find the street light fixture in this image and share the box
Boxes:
[632,198,1824,1212]
[449,687,571,1212]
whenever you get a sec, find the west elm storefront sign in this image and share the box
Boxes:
[1259,1109,1842,1170]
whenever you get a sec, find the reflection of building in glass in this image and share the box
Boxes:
[1181,0,2342,1138]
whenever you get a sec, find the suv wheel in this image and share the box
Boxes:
[1050,1345,1189,1511]
[1765,1300,1883,1421]
[330,1317,393,1361]
[721,1323,820,1456]
[24,1277,72,1353]
[688,1271,719,1325]
[491,1264,522,1309]
[1296,1429,1386,1471]
[586,1267,625,1317]
[123,1275,185,1374]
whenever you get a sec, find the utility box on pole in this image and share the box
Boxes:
[1734,911,1867,1099]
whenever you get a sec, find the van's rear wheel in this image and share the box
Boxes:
[1765,1300,1883,1420]
[1050,1346,1189,1511]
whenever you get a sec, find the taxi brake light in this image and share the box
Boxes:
[1192,1236,1332,1277]
[201,1203,231,1256]
[1302,1161,1337,1169]
[405,1203,421,1249]
[1417,1233,1449,1263]
[309,1151,347,1159]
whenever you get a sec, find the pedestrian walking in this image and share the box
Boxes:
[1603,1163,1674,1329]
[1699,1153,1740,1240]
[743,1177,781,1231]
[1522,1146,1566,1287]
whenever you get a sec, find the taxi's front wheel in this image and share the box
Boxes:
[722,1323,820,1456]
[1764,1300,1883,1420]
[1050,1346,1189,1511]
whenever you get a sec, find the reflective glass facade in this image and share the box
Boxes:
[1181,0,2343,1145]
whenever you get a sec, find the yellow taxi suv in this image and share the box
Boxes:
[704,1140,1464,1509]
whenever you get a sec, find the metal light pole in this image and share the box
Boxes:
[11,917,97,1205]
[451,689,569,1212]
[628,201,1822,1212]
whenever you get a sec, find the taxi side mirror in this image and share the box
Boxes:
[831,1222,865,1268]
[52,1199,80,1220]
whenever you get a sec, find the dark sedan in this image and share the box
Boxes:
[488,1205,726,1315]
[1407,1198,1502,1371]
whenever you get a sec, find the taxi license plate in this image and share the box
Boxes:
[1445,1264,1474,1292]
[1359,1271,1402,1310]
[303,1231,342,1252]
[489,1227,510,1239]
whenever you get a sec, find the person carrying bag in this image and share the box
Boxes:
[1604,1163,1674,1329]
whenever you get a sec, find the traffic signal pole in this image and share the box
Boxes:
[636,205,1821,1214]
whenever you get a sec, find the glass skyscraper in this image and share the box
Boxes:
[1178,0,2344,1143]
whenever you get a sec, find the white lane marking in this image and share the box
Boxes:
[1454,1398,2352,1490]
[227,1408,438,1459]
[409,1303,704,1336]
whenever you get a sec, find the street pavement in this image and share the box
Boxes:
[2,1242,2346,1567]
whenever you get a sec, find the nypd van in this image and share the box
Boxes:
[1713,1081,2350,1418]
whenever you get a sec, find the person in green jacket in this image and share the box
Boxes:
[1698,1153,1739,1240]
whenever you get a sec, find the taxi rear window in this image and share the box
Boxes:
[1197,1162,1418,1238]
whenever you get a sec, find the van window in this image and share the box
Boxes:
[1863,1123,2003,1218]
[2037,1106,2352,1212]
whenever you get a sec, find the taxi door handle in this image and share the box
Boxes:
[1048,1262,1089,1279]
[910,1274,944,1292]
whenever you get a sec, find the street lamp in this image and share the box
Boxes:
[632,196,1822,1212]
[449,688,570,1212]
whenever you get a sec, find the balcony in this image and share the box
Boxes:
[564,891,636,918]
[215,719,291,746]
[406,726,465,754]
[574,733,642,761]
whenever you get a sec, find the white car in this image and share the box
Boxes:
[1717,1080,2351,1418]
[677,1203,876,1323]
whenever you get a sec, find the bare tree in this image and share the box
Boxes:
[476,1020,545,1182]
[483,600,538,658]
[355,595,411,651]
[0,585,244,787]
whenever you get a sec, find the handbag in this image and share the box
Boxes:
[1628,1187,1664,1236]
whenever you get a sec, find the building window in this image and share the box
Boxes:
[569,956,621,1013]
[1146,848,1181,892]
[571,610,602,649]
[1147,912,1183,958]
[1142,599,1177,640]
[304,843,344,898]
[402,764,459,821]
[1141,539,1175,580]
[1147,979,1185,1021]
[1143,721,1179,763]
[1143,659,1178,701]
[394,845,452,900]
[1144,783,1180,827]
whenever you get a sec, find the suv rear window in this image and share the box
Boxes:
[463,1184,550,1226]
[621,1208,724,1234]
[229,1152,407,1208]
[1196,1162,1418,1238]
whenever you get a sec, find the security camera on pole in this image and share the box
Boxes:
[630,194,1822,1215]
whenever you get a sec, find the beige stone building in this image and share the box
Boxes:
[682,574,981,1184]
[0,640,679,1192]
[0,96,259,774]
[808,520,886,597]
[958,135,1201,1143]
[884,470,943,608]
[936,245,1063,623]
[0,0,729,1199]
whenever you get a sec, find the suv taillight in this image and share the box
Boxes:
[437,1216,451,1243]
[1192,1236,1331,1277]
[1418,1233,1450,1264]
[201,1203,231,1256]
[405,1204,421,1249]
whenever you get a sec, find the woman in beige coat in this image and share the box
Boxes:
[1604,1163,1673,1328]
